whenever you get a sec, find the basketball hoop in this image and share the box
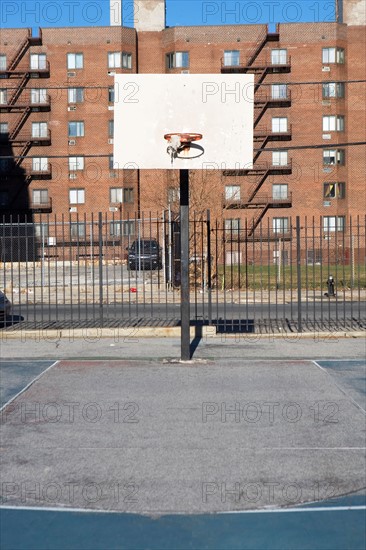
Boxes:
[164,133,203,165]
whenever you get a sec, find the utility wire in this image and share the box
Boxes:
[2,79,366,91]
[3,141,365,160]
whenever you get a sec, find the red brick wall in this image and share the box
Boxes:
[1,22,364,234]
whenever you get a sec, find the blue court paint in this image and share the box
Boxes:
[0,361,56,408]
[316,360,366,411]
[1,498,365,550]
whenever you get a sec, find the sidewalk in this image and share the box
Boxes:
[0,330,365,361]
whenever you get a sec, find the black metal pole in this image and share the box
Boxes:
[206,209,212,325]
[98,212,104,327]
[180,169,190,360]
[296,216,302,333]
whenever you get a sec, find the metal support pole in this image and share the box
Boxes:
[296,216,302,333]
[98,212,104,327]
[206,209,212,325]
[180,169,190,360]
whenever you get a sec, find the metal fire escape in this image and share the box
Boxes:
[0,29,52,212]
[221,26,293,237]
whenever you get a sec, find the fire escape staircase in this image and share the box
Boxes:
[9,107,32,141]
[6,29,42,74]
[7,73,30,107]
[221,26,292,236]
[0,28,51,212]
[14,142,32,168]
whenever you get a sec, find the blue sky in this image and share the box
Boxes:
[1,1,337,28]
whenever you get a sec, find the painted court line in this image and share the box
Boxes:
[1,504,365,515]
[0,360,59,413]
[312,360,366,415]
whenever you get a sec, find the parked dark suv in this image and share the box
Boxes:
[127,239,162,270]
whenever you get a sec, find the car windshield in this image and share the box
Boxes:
[132,241,158,251]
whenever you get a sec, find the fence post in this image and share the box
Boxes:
[98,212,104,326]
[206,209,212,325]
[296,216,302,332]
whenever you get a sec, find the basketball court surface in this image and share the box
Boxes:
[1,355,365,549]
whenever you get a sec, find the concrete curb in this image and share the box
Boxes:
[1,328,365,340]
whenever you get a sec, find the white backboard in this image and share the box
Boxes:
[113,74,254,170]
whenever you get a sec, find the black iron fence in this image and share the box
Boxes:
[1,213,365,333]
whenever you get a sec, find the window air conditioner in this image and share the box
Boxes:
[68,139,76,145]
[67,72,76,77]
[68,106,77,111]
[69,173,77,179]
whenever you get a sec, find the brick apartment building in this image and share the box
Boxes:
[0,0,365,242]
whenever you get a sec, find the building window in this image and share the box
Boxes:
[110,188,123,203]
[110,221,135,237]
[68,121,84,137]
[110,187,134,203]
[110,222,122,237]
[272,117,288,133]
[166,52,189,69]
[122,52,132,69]
[69,189,85,204]
[70,222,86,238]
[32,189,49,205]
[322,47,345,64]
[323,149,345,165]
[168,187,180,203]
[323,216,345,232]
[30,53,47,69]
[0,159,10,172]
[0,191,9,207]
[0,54,6,71]
[69,156,84,171]
[124,188,134,203]
[273,217,289,233]
[30,88,47,104]
[225,218,240,235]
[271,84,288,99]
[68,87,84,103]
[108,52,121,68]
[322,82,345,98]
[67,53,83,69]
[108,120,114,137]
[323,182,345,199]
[0,88,7,104]
[323,115,345,132]
[272,184,288,200]
[32,122,48,137]
[223,50,240,66]
[32,157,49,172]
[271,49,287,65]
[307,249,322,265]
[225,185,241,201]
[0,122,8,135]
[34,223,49,238]
[108,86,114,103]
[272,151,288,166]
